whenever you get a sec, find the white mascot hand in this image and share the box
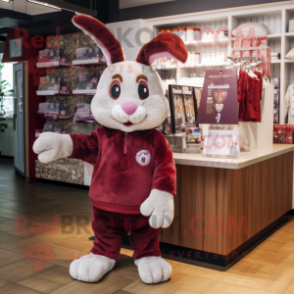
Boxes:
[140,189,174,229]
[33,132,73,164]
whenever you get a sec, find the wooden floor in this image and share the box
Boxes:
[1,158,294,294]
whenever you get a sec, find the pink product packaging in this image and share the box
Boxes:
[232,50,241,58]
[241,50,252,58]
[251,37,261,47]
[259,37,268,46]
[234,38,242,48]
[252,50,259,59]
[241,38,251,48]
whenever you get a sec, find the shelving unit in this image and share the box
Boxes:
[157,62,230,70]
[144,3,294,124]
[72,59,106,66]
[72,89,97,95]
[36,61,70,68]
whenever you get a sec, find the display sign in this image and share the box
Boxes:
[203,127,240,158]
[168,85,199,133]
[197,69,238,125]
[9,39,22,58]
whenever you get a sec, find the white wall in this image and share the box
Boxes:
[107,19,151,61]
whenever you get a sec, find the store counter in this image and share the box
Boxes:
[157,144,294,266]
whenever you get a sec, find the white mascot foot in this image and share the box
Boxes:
[135,256,172,284]
[69,253,116,282]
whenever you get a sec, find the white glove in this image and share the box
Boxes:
[33,132,73,164]
[140,189,174,229]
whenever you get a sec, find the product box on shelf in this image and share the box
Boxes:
[273,124,293,144]
[164,134,186,153]
[59,102,70,119]
[37,102,60,120]
[72,47,106,65]
[271,78,280,124]
[73,103,96,123]
[37,101,70,120]
[43,122,68,134]
[37,75,61,95]
[59,80,71,95]
[185,125,201,154]
[271,77,280,89]
[72,71,100,95]
[37,48,69,68]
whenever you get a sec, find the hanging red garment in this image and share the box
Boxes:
[243,74,260,122]
[238,70,248,121]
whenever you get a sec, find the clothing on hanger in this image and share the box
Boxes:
[237,68,263,122]
[284,83,294,124]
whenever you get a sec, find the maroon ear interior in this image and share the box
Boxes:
[72,15,125,65]
[136,32,188,66]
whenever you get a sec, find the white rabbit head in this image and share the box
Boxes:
[72,15,188,132]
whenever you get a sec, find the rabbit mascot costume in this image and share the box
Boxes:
[33,15,188,284]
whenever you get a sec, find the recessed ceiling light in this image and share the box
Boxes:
[1,0,11,3]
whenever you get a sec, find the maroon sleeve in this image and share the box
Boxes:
[152,132,176,196]
[69,130,99,165]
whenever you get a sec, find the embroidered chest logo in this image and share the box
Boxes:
[136,150,151,166]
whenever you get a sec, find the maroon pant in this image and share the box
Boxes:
[91,207,161,260]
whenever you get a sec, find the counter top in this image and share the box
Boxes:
[173,144,294,169]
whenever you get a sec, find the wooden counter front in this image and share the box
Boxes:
[159,151,293,257]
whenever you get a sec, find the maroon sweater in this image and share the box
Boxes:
[69,126,176,214]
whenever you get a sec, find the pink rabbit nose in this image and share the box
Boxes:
[121,103,138,115]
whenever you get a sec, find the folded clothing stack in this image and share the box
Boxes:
[271,52,280,60]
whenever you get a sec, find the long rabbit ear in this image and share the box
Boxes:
[136,32,188,66]
[72,15,125,65]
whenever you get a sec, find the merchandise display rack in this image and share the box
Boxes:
[145,3,294,124]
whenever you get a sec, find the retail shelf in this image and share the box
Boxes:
[284,59,294,63]
[270,60,281,64]
[231,34,280,41]
[267,33,281,39]
[72,89,97,95]
[157,62,230,70]
[184,39,230,47]
[59,90,72,95]
[72,59,107,66]
[36,90,72,96]
[36,90,60,96]
[285,32,294,37]
[36,61,70,68]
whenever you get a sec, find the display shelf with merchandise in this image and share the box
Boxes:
[143,4,294,123]
[157,62,230,70]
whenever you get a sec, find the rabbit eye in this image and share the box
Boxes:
[110,80,121,99]
[138,81,149,100]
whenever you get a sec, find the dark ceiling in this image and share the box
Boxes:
[0,0,108,52]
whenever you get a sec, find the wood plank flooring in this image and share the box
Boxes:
[1,158,294,294]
